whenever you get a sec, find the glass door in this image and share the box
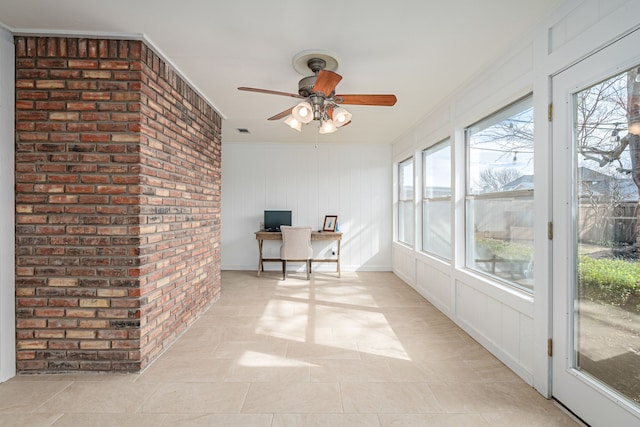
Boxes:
[552,30,640,426]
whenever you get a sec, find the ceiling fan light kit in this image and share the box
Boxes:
[284,115,302,132]
[291,101,314,123]
[319,119,337,134]
[238,51,397,135]
[332,107,352,127]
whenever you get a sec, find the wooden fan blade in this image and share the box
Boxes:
[268,107,293,121]
[238,87,303,99]
[336,94,397,106]
[313,70,342,96]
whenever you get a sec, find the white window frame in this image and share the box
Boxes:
[422,139,452,260]
[397,157,414,247]
[464,95,535,292]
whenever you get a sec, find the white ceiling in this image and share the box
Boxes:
[0,0,564,144]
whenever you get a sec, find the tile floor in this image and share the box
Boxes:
[0,270,580,426]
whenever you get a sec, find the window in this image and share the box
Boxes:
[465,96,534,291]
[422,140,451,260]
[398,157,414,246]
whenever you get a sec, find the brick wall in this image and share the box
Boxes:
[137,44,221,367]
[14,37,221,373]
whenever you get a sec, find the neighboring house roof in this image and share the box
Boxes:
[502,175,533,191]
[503,168,638,201]
[577,167,638,202]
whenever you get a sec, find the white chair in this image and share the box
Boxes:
[280,226,313,280]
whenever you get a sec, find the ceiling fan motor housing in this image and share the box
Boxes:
[298,75,316,97]
[297,58,328,97]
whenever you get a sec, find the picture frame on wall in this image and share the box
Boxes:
[322,215,338,232]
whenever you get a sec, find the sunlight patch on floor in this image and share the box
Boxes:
[253,291,412,361]
[237,351,316,368]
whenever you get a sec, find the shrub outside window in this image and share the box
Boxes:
[422,140,451,260]
[465,96,534,292]
[398,157,414,246]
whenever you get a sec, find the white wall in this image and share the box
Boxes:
[0,27,15,383]
[390,0,640,402]
[221,142,392,272]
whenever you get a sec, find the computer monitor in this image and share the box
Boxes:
[264,210,292,231]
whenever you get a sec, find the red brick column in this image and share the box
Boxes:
[14,37,221,373]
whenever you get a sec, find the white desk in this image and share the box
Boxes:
[255,230,342,277]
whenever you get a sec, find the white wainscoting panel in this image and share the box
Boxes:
[455,279,534,383]
[391,244,415,286]
[415,257,452,315]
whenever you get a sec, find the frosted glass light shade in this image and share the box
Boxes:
[319,119,337,134]
[332,107,352,127]
[292,101,314,123]
[284,115,302,131]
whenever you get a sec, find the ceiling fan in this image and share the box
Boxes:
[238,56,397,134]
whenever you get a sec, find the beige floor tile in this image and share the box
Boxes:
[0,413,63,427]
[379,413,490,426]
[334,327,403,346]
[252,311,317,338]
[310,291,379,307]
[428,381,502,413]
[11,373,137,383]
[0,380,72,413]
[158,336,220,357]
[161,413,273,426]
[212,340,288,359]
[489,381,561,413]
[141,382,250,413]
[242,382,342,413]
[383,358,431,382]
[224,360,311,382]
[286,341,361,360]
[135,357,234,383]
[333,310,400,330]
[239,300,300,317]
[272,413,381,427]
[428,381,556,414]
[463,358,523,382]
[310,358,395,382]
[356,339,413,361]
[34,381,159,413]
[222,325,281,342]
[341,382,443,413]
[415,360,484,382]
[178,323,223,340]
[382,306,444,319]
[255,323,335,343]
[206,314,262,328]
[406,341,491,363]
[215,296,275,307]
[481,410,580,426]
[201,305,244,316]
[52,413,167,427]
